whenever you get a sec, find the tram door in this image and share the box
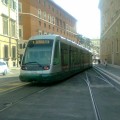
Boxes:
[53,40,60,69]
[61,43,69,71]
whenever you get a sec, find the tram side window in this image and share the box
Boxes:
[76,49,79,65]
[74,48,78,65]
[78,49,81,65]
[53,40,60,65]
[84,52,87,65]
[61,43,69,68]
[71,46,76,67]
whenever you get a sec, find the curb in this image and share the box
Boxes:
[94,66,120,85]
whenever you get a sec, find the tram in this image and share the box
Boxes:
[19,34,92,83]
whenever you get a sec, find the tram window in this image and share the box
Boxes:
[71,46,76,66]
[53,40,60,65]
[61,43,69,67]
[22,39,53,65]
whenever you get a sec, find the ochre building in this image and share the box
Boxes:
[99,0,120,66]
[0,0,19,67]
[18,0,77,60]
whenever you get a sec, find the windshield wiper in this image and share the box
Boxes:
[24,62,42,67]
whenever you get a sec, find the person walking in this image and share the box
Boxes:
[104,59,107,67]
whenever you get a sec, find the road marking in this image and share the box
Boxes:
[0,82,28,93]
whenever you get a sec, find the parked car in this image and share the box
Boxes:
[0,60,9,75]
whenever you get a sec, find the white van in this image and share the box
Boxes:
[0,60,9,75]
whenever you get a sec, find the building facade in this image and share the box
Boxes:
[99,0,120,66]
[18,0,77,60]
[91,39,100,63]
[0,0,19,67]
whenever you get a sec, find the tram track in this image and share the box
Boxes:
[85,68,117,120]
[85,72,101,120]
[85,68,120,120]
[0,73,99,120]
[0,83,48,113]
[0,68,120,119]
[0,80,29,95]
[94,68,120,92]
[0,77,19,86]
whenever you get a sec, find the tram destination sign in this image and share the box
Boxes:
[33,40,50,44]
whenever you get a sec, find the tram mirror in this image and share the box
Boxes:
[19,61,21,66]
[27,41,34,47]
[23,43,26,48]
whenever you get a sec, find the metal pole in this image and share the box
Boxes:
[8,0,11,67]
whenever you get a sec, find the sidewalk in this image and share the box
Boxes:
[9,67,20,71]
[9,67,20,74]
[94,64,120,84]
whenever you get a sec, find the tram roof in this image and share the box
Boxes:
[29,34,60,40]
[29,34,92,54]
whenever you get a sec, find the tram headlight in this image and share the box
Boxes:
[21,65,27,70]
[43,66,49,70]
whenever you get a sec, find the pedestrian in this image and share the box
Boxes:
[104,59,107,67]
[98,59,100,64]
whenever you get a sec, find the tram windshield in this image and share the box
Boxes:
[22,39,53,65]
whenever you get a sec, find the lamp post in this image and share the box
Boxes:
[8,0,12,67]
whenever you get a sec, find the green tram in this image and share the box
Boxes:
[19,34,92,83]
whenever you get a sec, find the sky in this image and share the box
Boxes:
[53,0,100,39]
